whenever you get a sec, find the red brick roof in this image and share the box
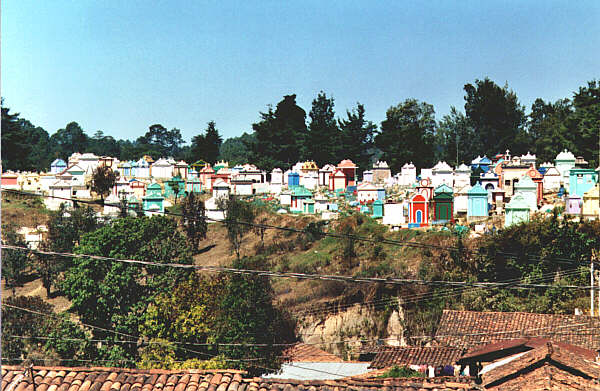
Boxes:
[459,338,597,363]
[434,310,600,351]
[481,342,600,390]
[282,343,343,362]
[337,160,356,168]
[369,346,464,369]
[1,366,480,391]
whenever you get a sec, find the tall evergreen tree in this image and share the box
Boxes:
[219,133,256,165]
[251,94,307,171]
[569,80,600,167]
[137,124,184,159]
[0,103,23,170]
[463,78,528,157]
[528,98,574,163]
[90,130,120,158]
[338,103,376,172]
[50,122,90,161]
[189,121,223,164]
[203,121,223,164]
[304,92,339,165]
[375,99,436,172]
[434,107,479,166]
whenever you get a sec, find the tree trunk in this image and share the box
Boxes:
[43,275,51,298]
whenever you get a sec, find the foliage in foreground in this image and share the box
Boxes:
[402,213,600,343]
[139,256,296,375]
[1,296,92,366]
[61,215,194,365]
[379,365,426,378]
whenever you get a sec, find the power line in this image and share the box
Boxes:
[0,303,261,363]
[1,304,350,378]
[295,267,586,316]
[2,189,590,265]
[3,245,595,290]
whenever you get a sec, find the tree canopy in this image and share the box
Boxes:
[2,78,599,172]
[304,91,340,165]
[375,99,436,172]
[250,94,307,172]
[338,103,377,172]
[463,78,528,157]
[61,215,193,365]
[90,166,118,201]
[189,121,223,164]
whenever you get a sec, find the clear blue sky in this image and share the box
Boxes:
[2,1,599,143]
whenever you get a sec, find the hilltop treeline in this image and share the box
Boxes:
[2,77,598,172]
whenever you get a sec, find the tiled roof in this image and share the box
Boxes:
[481,342,600,390]
[434,310,600,351]
[1,367,480,391]
[458,338,597,363]
[369,347,463,369]
[282,343,343,363]
[337,160,356,168]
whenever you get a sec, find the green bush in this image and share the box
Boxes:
[379,365,426,378]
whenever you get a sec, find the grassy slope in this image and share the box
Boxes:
[2,194,458,322]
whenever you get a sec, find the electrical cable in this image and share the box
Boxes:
[3,245,595,290]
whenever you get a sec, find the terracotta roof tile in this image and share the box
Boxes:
[434,310,600,351]
[1,367,479,391]
[369,346,463,369]
[481,342,600,389]
[282,344,343,363]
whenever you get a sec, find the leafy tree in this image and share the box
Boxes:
[1,102,25,170]
[435,107,479,166]
[1,295,93,366]
[528,98,574,163]
[463,78,528,157]
[118,139,142,161]
[569,80,600,167]
[35,204,100,297]
[1,224,30,295]
[137,124,184,159]
[90,130,120,157]
[23,122,52,171]
[338,103,377,172]
[50,122,90,161]
[403,215,600,344]
[219,133,256,165]
[168,178,182,204]
[61,216,193,364]
[119,194,129,217]
[222,196,255,260]
[138,264,296,374]
[210,256,296,375]
[375,99,436,172]
[139,274,220,365]
[379,365,426,378]
[1,102,52,171]
[304,91,339,165]
[251,95,307,172]
[189,121,223,165]
[204,121,224,163]
[180,192,208,252]
[90,166,118,201]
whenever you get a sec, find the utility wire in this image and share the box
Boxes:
[2,189,591,265]
[3,245,595,290]
[294,267,585,316]
[1,304,350,378]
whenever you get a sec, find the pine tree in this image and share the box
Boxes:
[338,103,376,172]
[305,91,339,165]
